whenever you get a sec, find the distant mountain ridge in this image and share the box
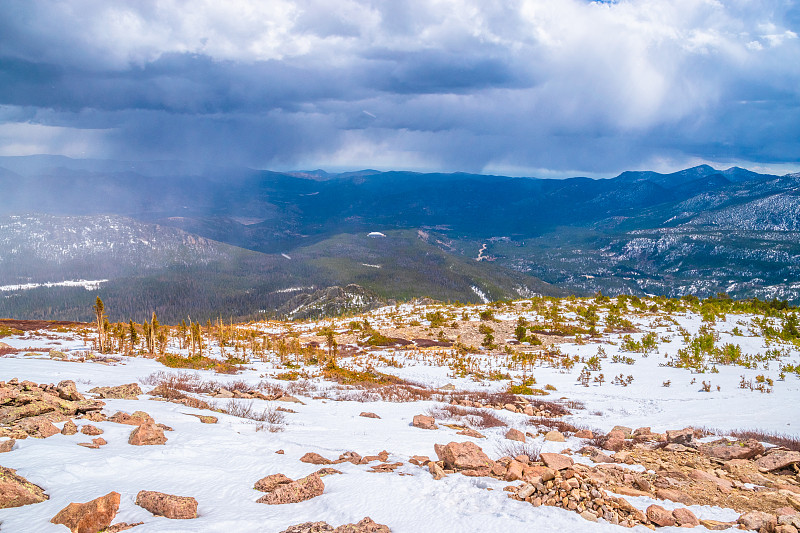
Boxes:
[0,156,798,320]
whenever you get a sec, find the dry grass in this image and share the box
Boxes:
[494,440,542,462]
[427,404,507,429]
[702,427,800,451]
[526,417,594,435]
[217,399,286,432]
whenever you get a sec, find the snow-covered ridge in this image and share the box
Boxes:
[0,279,107,292]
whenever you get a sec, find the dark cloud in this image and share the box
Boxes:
[0,0,798,175]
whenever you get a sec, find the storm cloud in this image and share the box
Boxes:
[0,0,798,175]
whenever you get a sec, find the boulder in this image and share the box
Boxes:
[539,453,573,471]
[56,381,84,401]
[604,437,625,452]
[0,466,48,508]
[699,519,736,531]
[300,452,332,465]
[62,420,78,435]
[257,473,324,504]
[700,439,764,461]
[80,425,103,436]
[672,507,700,527]
[412,415,437,430]
[128,419,167,446]
[756,451,800,472]
[575,429,594,439]
[655,488,695,506]
[50,491,120,533]
[666,428,694,445]
[544,430,565,442]
[359,412,381,419]
[254,473,293,492]
[611,426,633,438]
[646,504,676,527]
[506,428,526,442]
[88,384,142,399]
[0,438,14,452]
[135,490,198,519]
[738,510,776,531]
[278,517,391,533]
[335,451,363,465]
[457,428,485,439]
[434,442,494,471]
[16,415,60,438]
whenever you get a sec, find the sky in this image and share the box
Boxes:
[0,0,799,178]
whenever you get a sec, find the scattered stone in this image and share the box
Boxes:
[254,474,293,492]
[80,424,103,436]
[0,438,14,452]
[506,428,526,442]
[428,461,445,480]
[62,420,78,435]
[360,412,381,419]
[412,415,437,430]
[257,473,324,504]
[135,490,198,519]
[128,419,167,446]
[88,383,142,399]
[672,507,700,527]
[300,452,333,465]
[315,467,343,477]
[540,453,573,471]
[103,522,144,532]
[276,449,285,454]
[369,462,403,473]
[56,380,83,401]
[646,504,676,527]
[544,430,565,442]
[278,517,391,533]
[409,455,430,466]
[575,429,594,439]
[51,491,120,533]
[0,465,48,508]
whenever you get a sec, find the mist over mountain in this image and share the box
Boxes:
[1,156,798,321]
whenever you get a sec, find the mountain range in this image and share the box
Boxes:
[1,155,798,322]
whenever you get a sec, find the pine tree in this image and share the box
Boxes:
[129,320,138,354]
[92,296,106,353]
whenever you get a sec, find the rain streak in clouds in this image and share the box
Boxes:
[0,0,798,176]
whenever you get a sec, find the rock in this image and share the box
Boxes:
[699,519,735,530]
[56,381,84,401]
[360,412,381,419]
[664,443,693,453]
[135,490,198,519]
[611,426,633,438]
[187,414,217,424]
[544,430,565,442]
[254,473,293,492]
[110,411,152,426]
[128,419,167,445]
[646,505,676,527]
[738,510,776,531]
[315,467,343,477]
[779,515,800,529]
[0,465,48,508]
[666,428,694,445]
[103,523,144,532]
[257,473,324,504]
[457,428,485,438]
[655,488,695,506]
[506,428,526,442]
[279,522,334,533]
[672,507,699,527]
[276,395,305,404]
[80,425,103,436]
[517,484,536,499]
[336,451,363,465]
[434,442,494,471]
[580,511,598,522]
[789,494,800,512]
[16,415,60,438]
[756,451,800,472]
[88,384,142,399]
[428,461,445,480]
[51,491,120,533]
[575,429,594,439]
[412,415,437,430]
[62,420,78,435]
[505,460,524,481]
[700,439,764,461]
[603,437,625,452]
[300,452,332,465]
[0,438,14,452]
[539,453,573,471]
[333,517,391,532]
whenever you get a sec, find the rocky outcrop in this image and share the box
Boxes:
[0,466,48,508]
[434,442,494,474]
[135,490,198,519]
[412,415,437,430]
[300,452,333,465]
[254,473,293,492]
[699,439,764,461]
[50,491,120,533]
